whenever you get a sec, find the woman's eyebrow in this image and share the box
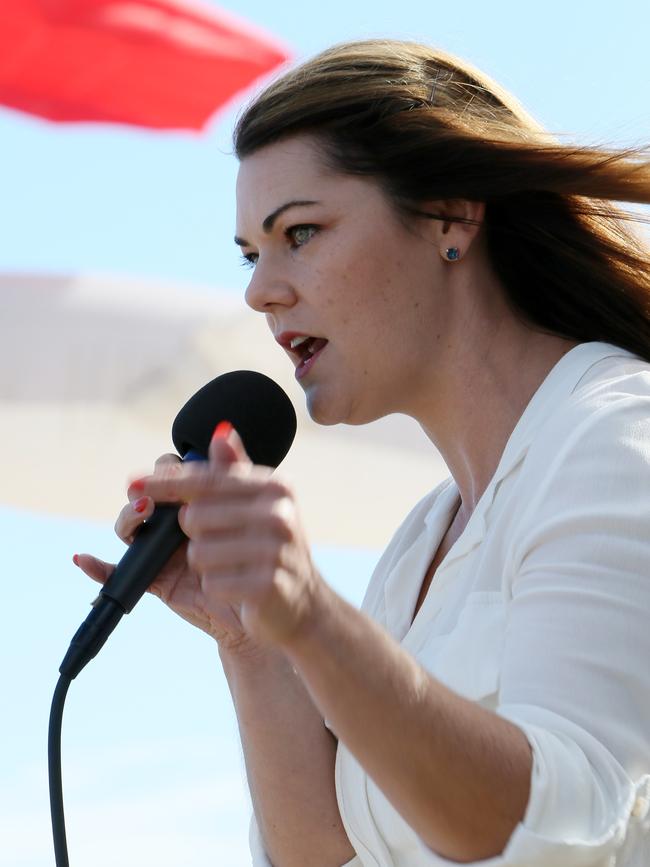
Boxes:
[234,199,320,247]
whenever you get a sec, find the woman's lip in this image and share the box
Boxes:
[295,341,328,380]
[275,331,314,349]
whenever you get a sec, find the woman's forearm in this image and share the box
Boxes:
[284,583,532,864]
[220,645,356,867]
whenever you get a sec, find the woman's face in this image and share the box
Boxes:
[235,135,452,426]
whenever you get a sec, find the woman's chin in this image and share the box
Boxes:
[304,386,349,427]
[304,387,380,427]
[305,399,342,427]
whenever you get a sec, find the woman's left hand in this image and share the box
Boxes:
[134,423,323,647]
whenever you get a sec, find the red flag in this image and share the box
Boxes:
[0,0,291,130]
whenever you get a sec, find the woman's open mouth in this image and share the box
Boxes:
[277,333,329,380]
[291,335,329,380]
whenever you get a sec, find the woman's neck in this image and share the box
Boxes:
[416,326,580,520]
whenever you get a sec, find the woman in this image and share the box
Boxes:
[76,41,650,866]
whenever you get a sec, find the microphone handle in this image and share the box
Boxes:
[100,505,186,613]
[59,450,204,680]
[59,506,185,679]
[59,596,124,679]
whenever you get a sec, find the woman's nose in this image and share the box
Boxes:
[244,263,296,313]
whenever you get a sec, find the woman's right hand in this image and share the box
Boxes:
[74,453,262,659]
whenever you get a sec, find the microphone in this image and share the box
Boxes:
[59,370,297,679]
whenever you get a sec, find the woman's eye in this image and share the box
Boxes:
[240,253,258,269]
[287,224,317,247]
[239,225,316,267]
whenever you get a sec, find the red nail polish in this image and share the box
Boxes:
[212,420,233,441]
[72,554,80,567]
[133,497,148,513]
[129,478,146,493]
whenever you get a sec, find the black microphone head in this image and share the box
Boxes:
[171,370,297,468]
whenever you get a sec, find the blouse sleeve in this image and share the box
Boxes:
[490,396,650,865]
[248,810,273,866]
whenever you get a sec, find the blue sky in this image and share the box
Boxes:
[2,1,650,864]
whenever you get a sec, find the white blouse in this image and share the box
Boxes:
[250,341,650,866]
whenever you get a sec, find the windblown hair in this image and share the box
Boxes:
[234,40,650,361]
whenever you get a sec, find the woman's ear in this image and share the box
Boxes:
[421,199,485,262]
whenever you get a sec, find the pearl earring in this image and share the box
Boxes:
[445,247,460,261]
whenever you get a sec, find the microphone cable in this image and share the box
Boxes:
[49,674,72,867]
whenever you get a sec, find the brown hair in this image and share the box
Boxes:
[234,40,650,361]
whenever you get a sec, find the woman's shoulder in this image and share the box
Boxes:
[573,347,650,402]
[529,345,650,462]
[509,347,650,551]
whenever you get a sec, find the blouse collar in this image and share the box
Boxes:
[425,340,635,547]
[385,341,636,640]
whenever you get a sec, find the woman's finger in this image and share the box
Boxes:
[73,552,116,585]
[186,534,282,580]
[180,499,248,538]
[179,488,291,538]
[127,454,181,503]
[154,453,183,471]
[115,495,155,543]
[209,422,253,467]
[134,462,274,504]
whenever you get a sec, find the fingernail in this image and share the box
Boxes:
[72,554,80,567]
[129,478,146,493]
[212,420,233,441]
[133,497,148,513]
